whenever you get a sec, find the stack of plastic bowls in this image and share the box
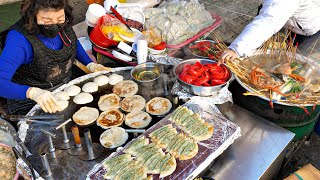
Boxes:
[85,4,106,27]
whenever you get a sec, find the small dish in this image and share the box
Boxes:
[189,40,220,60]
[148,47,166,55]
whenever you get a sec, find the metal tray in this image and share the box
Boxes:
[87,100,241,180]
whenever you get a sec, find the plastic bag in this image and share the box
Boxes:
[144,0,214,45]
[143,27,162,47]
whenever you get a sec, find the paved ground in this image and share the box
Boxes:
[1,0,320,179]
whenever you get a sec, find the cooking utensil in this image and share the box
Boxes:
[68,125,86,156]
[2,114,64,120]
[110,6,133,31]
[131,62,164,87]
[173,59,232,96]
[1,114,64,125]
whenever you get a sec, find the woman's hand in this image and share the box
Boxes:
[27,87,60,113]
[86,62,111,73]
[219,49,239,65]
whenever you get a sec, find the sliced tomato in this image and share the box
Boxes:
[196,75,210,84]
[187,62,205,77]
[184,74,197,84]
[182,64,191,73]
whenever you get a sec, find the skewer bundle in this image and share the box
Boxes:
[210,31,320,109]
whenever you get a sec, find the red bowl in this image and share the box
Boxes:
[89,15,119,48]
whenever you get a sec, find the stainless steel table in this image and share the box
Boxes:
[201,102,295,180]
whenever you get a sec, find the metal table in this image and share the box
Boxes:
[200,102,295,180]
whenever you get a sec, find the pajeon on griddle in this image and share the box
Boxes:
[112,80,138,97]
[146,97,172,116]
[98,93,121,111]
[82,82,99,93]
[64,84,81,96]
[94,75,109,86]
[108,73,124,85]
[120,95,146,113]
[73,92,94,105]
[97,109,124,129]
[72,107,99,126]
[54,91,70,101]
[99,127,128,149]
[125,111,152,129]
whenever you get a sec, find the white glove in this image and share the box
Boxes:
[86,62,111,73]
[27,87,60,113]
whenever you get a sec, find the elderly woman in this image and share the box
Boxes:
[0,0,108,114]
[220,0,320,63]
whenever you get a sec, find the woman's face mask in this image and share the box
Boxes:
[36,9,67,38]
[38,23,66,38]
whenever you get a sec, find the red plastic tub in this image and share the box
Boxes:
[89,15,119,48]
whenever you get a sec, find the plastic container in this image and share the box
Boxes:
[85,3,106,27]
[89,15,119,48]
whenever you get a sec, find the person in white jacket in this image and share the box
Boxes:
[219,0,320,63]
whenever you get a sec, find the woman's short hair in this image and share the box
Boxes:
[21,0,73,34]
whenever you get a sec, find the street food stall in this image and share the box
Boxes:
[2,0,310,179]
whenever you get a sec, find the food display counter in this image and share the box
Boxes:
[13,66,294,180]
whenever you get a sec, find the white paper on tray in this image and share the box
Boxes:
[86,99,241,180]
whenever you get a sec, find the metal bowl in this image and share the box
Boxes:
[173,59,231,96]
[189,40,218,59]
[130,62,164,88]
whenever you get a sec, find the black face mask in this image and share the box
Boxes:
[39,23,65,38]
